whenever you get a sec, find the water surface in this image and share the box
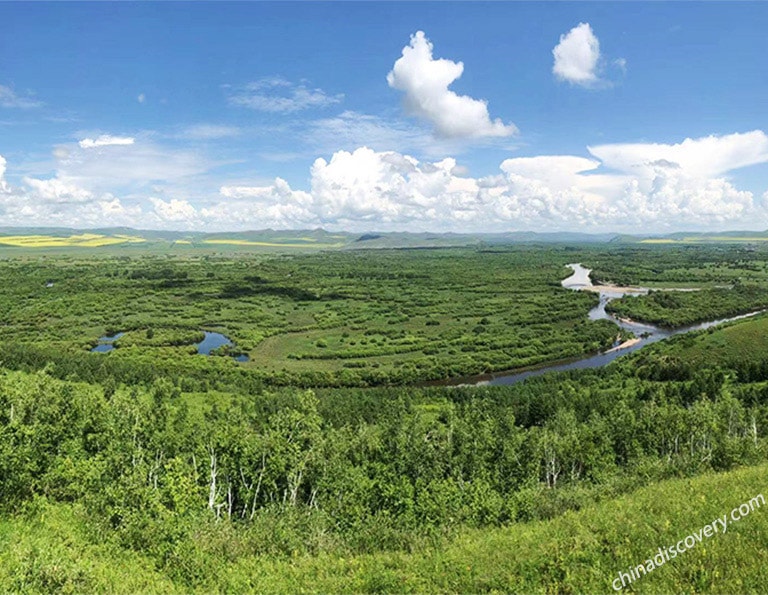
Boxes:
[197,331,250,361]
[92,329,249,361]
[91,332,124,353]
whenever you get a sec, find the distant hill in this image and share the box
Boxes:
[1,226,768,251]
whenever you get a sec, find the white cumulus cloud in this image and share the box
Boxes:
[588,130,768,179]
[22,177,94,203]
[214,178,314,228]
[16,197,141,228]
[210,132,768,232]
[0,137,213,229]
[552,23,602,86]
[2,131,767,233]
[387,31,516,139]
[0,161,141,228]
[150,197,198,222]
[79,135,136,149]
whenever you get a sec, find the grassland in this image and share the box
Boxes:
[0,229,349,254]
[205,463,768,594]
[2,463,765,593]
[4,227,768,254]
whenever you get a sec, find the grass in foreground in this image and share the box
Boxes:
[2,464,767,594]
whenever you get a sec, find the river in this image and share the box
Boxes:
[447,263,762,387]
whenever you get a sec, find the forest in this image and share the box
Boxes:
[3,242,768,592]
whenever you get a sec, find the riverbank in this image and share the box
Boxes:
[452,264,764,387]
[606,337,642,352]
[581,284,648,294]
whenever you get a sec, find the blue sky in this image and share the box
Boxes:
[1,2,767,232]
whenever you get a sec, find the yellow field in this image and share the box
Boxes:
[0,234,343,249]
[0,233,147,248]
[202,239,344,248]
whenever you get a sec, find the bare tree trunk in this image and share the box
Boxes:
[289,468,303,507]
[148,450,163,490]
[309,487,318,509]
[227,478,233,519]
[239,468,253,519]
[249,453,266,520]
[208,445,218,512]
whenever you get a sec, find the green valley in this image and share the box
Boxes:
[1,240,768,592]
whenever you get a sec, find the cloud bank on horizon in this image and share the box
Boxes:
[4,129,766,232]
[1,5,767,233]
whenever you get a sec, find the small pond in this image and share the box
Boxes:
[91,330,249,361]
[91,332,124,353]
[197,331,250,361]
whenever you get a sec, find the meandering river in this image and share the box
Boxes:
[446,263,762,387]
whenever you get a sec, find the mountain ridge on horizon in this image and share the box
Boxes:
[1,226,768,250]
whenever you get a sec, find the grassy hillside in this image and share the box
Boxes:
[652,314,768,368]
[243,464,768,594]
[3,464,766,594]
